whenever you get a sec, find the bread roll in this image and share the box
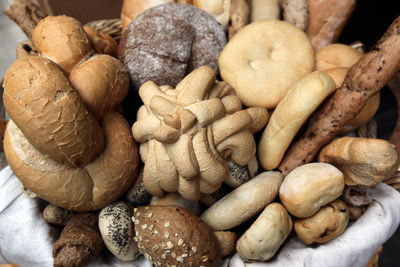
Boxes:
[316,44,363,71]
[294,199,349,245]
[319,137,398,185]
[4,112,139,211]
[279,163,344,218]
[201,171,283,230]
[3,56,104,167]
[258,71,336,170]
[236,203,292,261]
[193,0,231,28]
[250,0,280,22]
[324,68,380,133]
[83,26,118,56]
[213,231,237,257]
[32,15,93,72]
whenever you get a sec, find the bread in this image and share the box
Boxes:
[132,66,268,200]
[250,0,280,22]
[279,163,344,218]
[193,0,231,28]
[225,156,258,188]
[258,71,336,170]
[53,213,103,267]
[69,54,129,120]
[124,166,153,206]
[150,193,202,215]
[294,199,349,245]
[201,171,283,230]
[323,68,380,133]
[213,231,237,257]
[228,0,250,39]
[32,15,93,72]
[133,205,221,267]
[279,16,400,174]
[281,0,308,30]
[307,0,357,51]
[236,203,292,261]
[99,201,140,261]
[318,137,398,186]
[219,20,314,108]
[343,185,372,207]
[3,56,104,167]
[118,3,226,91]
[4,112,139,211]
[83,26,118,56]
[43,204,74,226]
[316,44,363,71]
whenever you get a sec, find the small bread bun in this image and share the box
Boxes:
[324,67,380,133]
[258,71,336,170]
[3,56,104,167]
[279,163,344,218]
[133,205,221,266]
[315,44,363,71]
[32,15,93,72]
[4,112,139,211]
[294,199,349,245]
[69,55,129,120]
[237,203,292,261]
[201,171,283,230]
[213,231,237,257]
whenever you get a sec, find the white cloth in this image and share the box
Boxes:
[0,166,399,267]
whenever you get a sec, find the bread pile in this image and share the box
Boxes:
[2,0,400,266]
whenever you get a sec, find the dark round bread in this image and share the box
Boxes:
[118,3,226,90]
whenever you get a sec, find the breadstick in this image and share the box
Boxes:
[279,16,400,175]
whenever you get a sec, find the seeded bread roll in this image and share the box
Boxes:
[3,56,104,167]
[201,171,283,230]
[133,205,221,267]
[32,15,94,72]
[150,193,202,215]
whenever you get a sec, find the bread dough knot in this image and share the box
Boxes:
[132,66,269,200]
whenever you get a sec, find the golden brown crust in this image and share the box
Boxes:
[53,213,103,267]
[83,26,118,57]
[134,205,221,267]
[279,16,400,174]
[228,0,250,39]
[318,137,398,186]
[32,15,94,73]
[69,55,129,120]
[213,231,237,257]
[4,112,138,211]
[3,56,104,167]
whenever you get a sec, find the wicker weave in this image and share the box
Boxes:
[85,18,122,42]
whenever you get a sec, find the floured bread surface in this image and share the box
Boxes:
[118,3,226,90]
[219,20,314,108]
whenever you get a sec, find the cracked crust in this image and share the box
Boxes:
[133,205,221,267]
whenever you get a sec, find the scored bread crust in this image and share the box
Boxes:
[4,112,139,211]
[3,56,104,167]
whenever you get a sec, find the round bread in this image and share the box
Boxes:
[279,163,344,218]
[258,71,336,170]
[193,0,231,28]
[99,201,140,261]
[315,43,363,71]
[343,185,372,207]
[32,15,93,72]
[124,167,153,206]
[150,192,202,215]
[118,3,226,90]
[3,56,104,167]
[218,19,314,108]
[236,203,292,261]
[324,67,380,133]
[43,204,74,226]
[133,205,221,267]
[213,231,237,257]
[294,199,349,245]
[69,54,129,120]
[4,112,139,211]
[201,171,283,230]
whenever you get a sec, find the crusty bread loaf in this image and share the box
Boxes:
[3,56,104,167]
[319,137,398,186]
[258,71,336,170]
[4,112,138,211]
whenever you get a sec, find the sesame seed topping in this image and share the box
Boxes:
[191,247,197,253]
[157,262,161,266]
[161,254,167,259]
[134,220,139,225]
[147,212,153,218]
[133,237,138,242]
[145,206,149,210]
[164,221,171,227]
[167,241,174,249]
[174,233,178,237]
[141,224,148,230]
[148,225,154,231]
[171,252,176,258]
[138,236,142,241]
[154,230,159,234]
[165,232,170,239]
[182,253,188,258]
[178,239,184,246]
[202,256,208,262]
[135,231,139,236]
[131,216,135,222]
[136,212,141,216]
[153,244,159,250]
[177,256,184,263]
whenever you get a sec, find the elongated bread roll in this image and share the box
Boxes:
[201,171,283,230]
[258,71,336,170]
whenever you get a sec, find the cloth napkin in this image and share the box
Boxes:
[1,166,399,267]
